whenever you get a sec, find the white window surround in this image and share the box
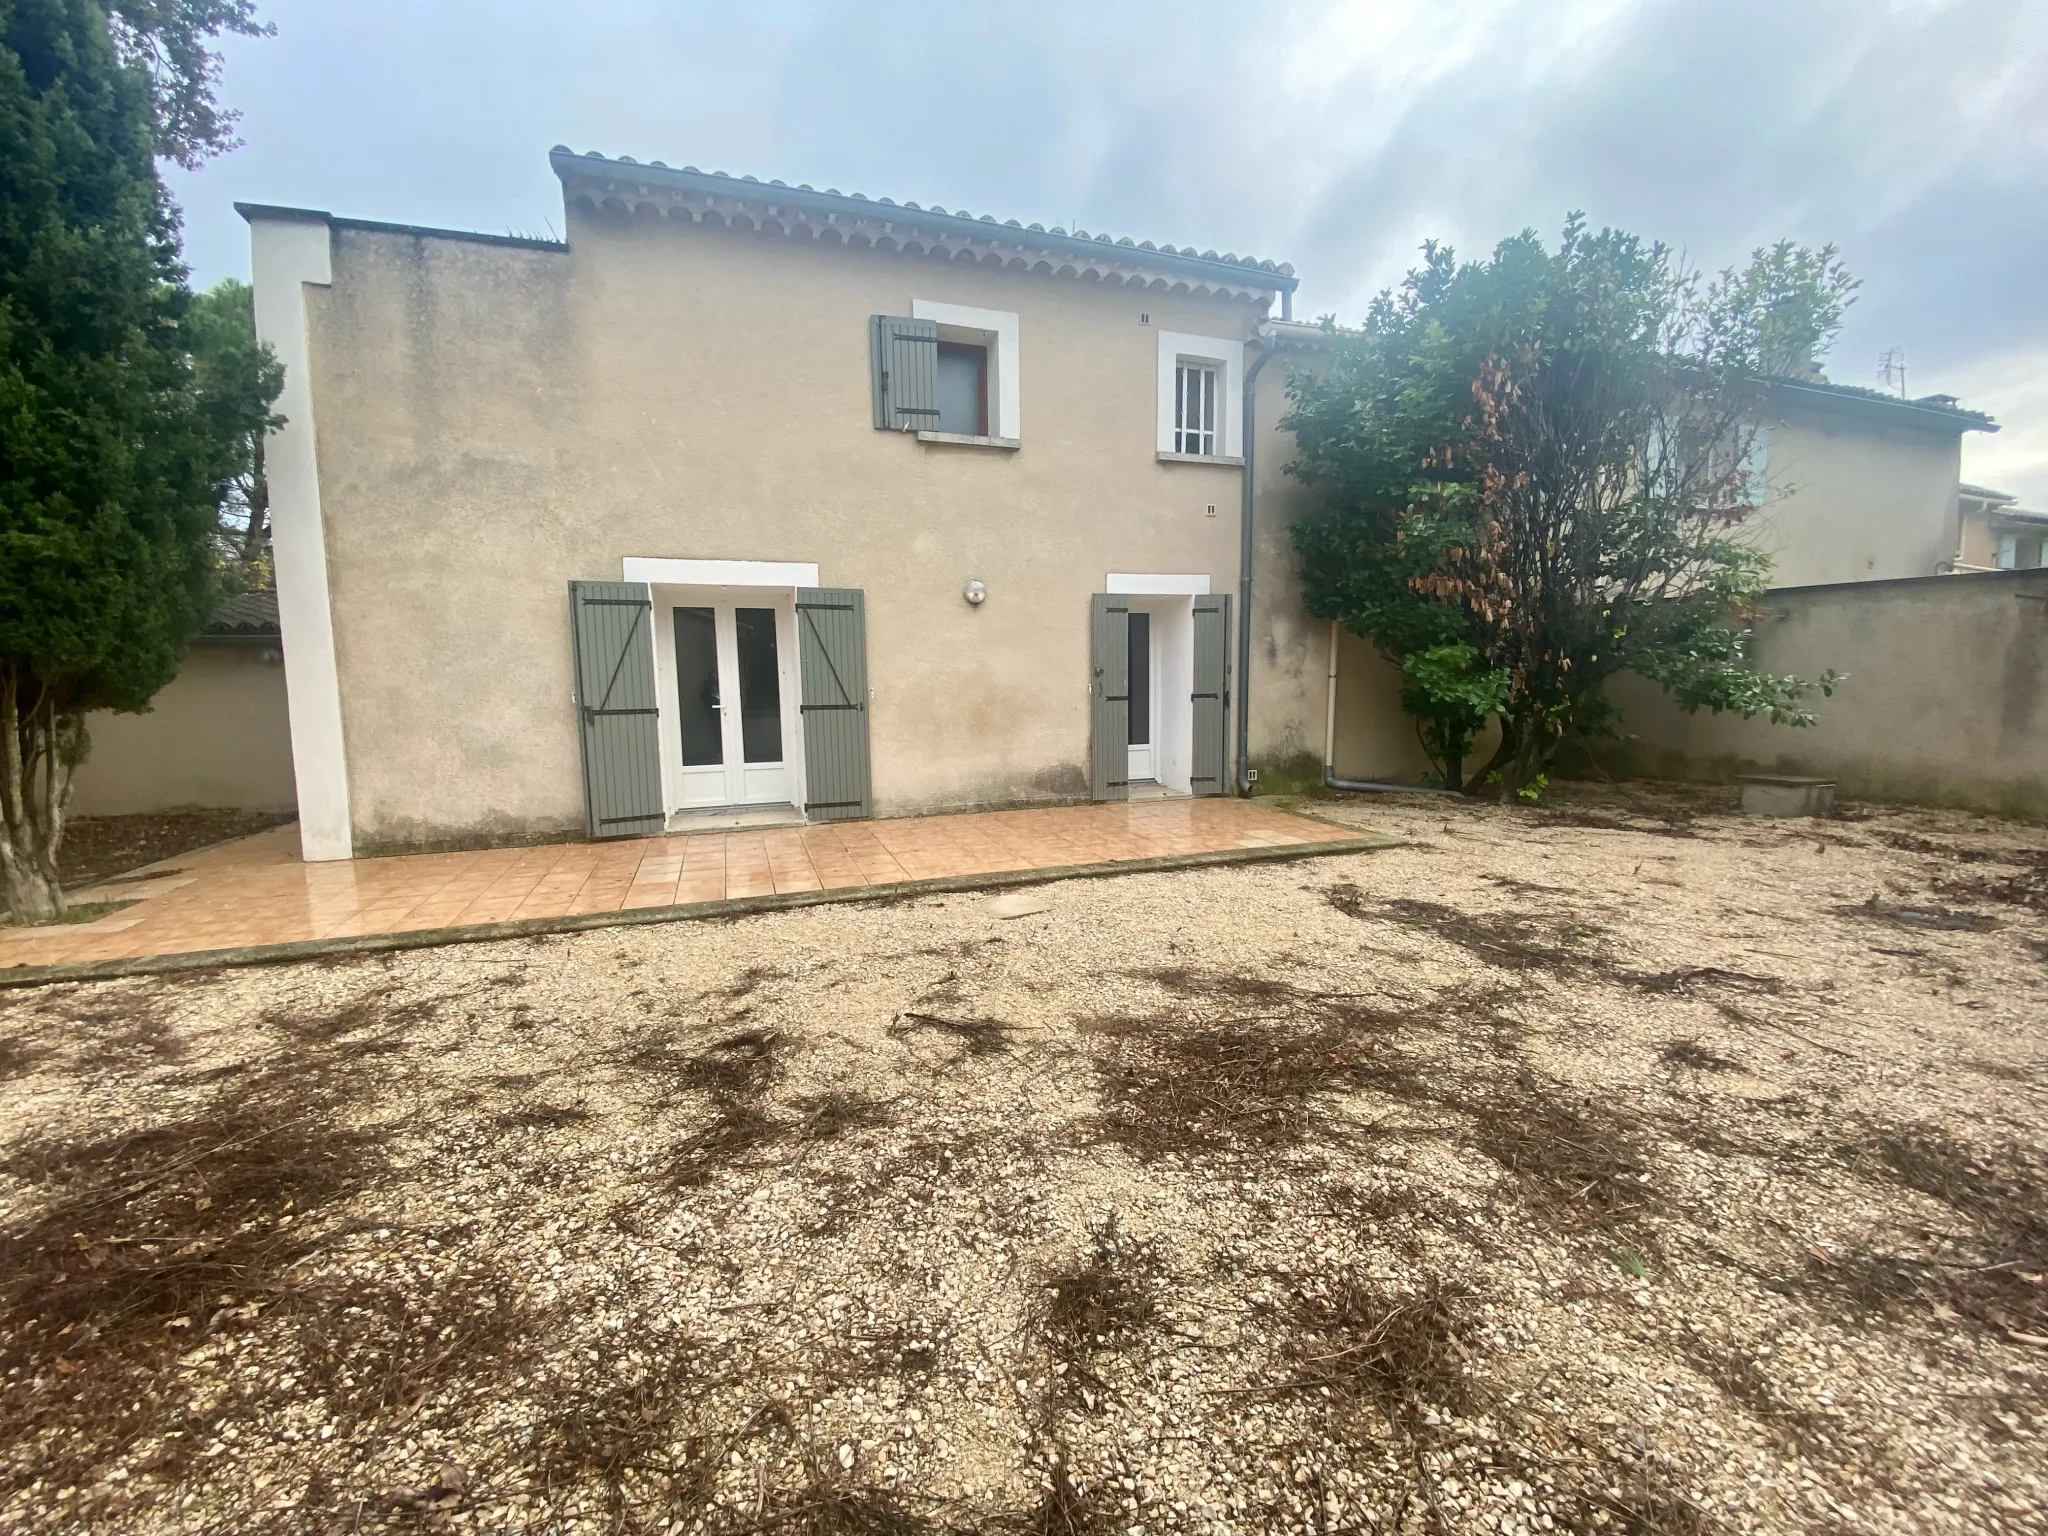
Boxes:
[1155,330,1243,460]
[248,211,353,863]
[1107,572,1210,595]
[911,299,1020,442]
[622,557,820,588]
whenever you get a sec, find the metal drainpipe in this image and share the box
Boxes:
[1236,326,1281,795]
[1320,621,1463,797]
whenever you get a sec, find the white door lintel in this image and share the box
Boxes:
[1107,572,1210,595]
[624,557,820,588]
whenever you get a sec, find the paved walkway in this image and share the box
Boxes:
[2,799,1360,970]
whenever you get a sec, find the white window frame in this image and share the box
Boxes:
[1155,331,1242,462]
[1995,532,2020,569]
[911,299,1020,442]
[1174,361,1219,456]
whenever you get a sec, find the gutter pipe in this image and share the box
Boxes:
[1319,621,1464,798]
[1236,326,1282,795]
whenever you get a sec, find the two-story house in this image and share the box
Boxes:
[1950,483,2046,571]
[246,149,1307,860]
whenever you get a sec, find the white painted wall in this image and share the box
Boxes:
[248,211,352,861]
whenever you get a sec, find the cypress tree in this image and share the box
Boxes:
[0,0,245,919]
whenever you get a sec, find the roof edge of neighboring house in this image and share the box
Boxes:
[1766,377,1997,435]
[1265,319,1338,350]
[201,588,281,641]
[236,202,570,254]
[1257,323,1997,434]
[1959,481,2019,504]
[547,147,1298,297]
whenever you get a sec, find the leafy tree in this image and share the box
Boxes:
[106,0,270,168]
[1288,217,1851,798]
[0,0,271,921]
[189,276,283,578]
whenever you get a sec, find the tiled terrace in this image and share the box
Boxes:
[2,799,1363,970]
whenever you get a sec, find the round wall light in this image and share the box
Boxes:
[963,579,987,606]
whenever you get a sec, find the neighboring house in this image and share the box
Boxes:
[1743,381,1998,585]
[1948,483,2047,571]
[69,591,297,817]
[244,149,1299,860]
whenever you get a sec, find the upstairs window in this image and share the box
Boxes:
[1175,362,1218,456]
[870,304,1019,446]
[936,341,989,437]
[1156,333,1240,462]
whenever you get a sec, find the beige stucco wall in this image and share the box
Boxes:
[1597,570,2048,819]
[1243,354,1334,774]
[70,644,297,816]
[304,213,1270,850]
[1748,410,1962,586]
[1958,508,2001,568]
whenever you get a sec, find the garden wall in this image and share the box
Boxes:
[1593,569,2048,820]
[70,642,298,816]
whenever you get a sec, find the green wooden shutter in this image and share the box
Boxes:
[570,580,665,839]
[1089,593,1129,802]
[1191,594,1231,796]
[870,315,941,431]
[797,587,872,821]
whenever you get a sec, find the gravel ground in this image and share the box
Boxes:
[1,781,2043,1536]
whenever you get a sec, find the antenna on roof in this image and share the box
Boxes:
[1878,346,1907,398]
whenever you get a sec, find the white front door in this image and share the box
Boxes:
[671,602,791,809]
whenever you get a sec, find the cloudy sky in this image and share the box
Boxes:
[169,0,2048,500]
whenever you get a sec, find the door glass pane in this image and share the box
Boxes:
[673,606,722,766]
[1127,611,1150,746]
[735,607,784,764]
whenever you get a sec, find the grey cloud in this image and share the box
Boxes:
[168,0,2040,451]
[1271,0,2045,390]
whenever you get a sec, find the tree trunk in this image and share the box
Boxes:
[238,433,271,570]
[1461,723,1520,798]
[1494,718,1561,801]
[0,669,81,925]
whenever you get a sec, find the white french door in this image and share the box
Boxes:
[670,601,792,809]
